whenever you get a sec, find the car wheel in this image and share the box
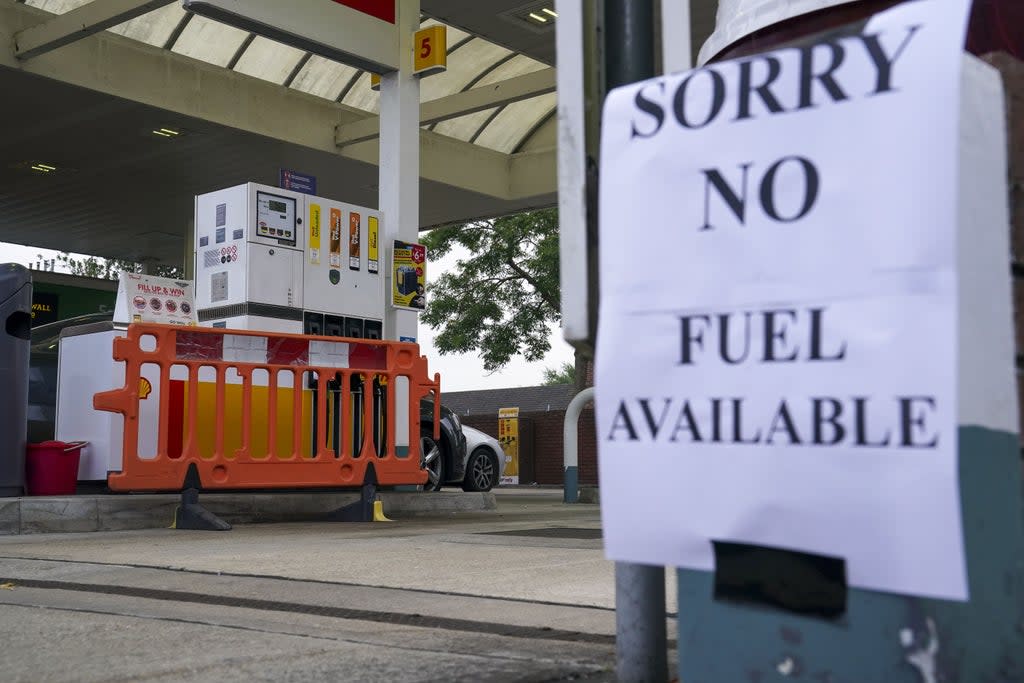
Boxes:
[420,428,444,492]
[461,447,497,492]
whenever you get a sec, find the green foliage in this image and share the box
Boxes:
[54,253,184,280]
[542,361,576,386]
[420,209,559,372]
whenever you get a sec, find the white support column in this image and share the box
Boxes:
[379,0,420,345]
[379,0,420,455]
[660,0,693,73]
[555,0,590,348]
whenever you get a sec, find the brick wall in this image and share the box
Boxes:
[462,405,598,486]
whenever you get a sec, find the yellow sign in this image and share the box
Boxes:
[498,407,519,485]
[309,203,321,265]
[138,377,152,400]
[368,216,380,273]
[391,240,426,310]
[368,26,445,89]
[413,25,447,76]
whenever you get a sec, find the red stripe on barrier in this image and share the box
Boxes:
[167,379,185,459]
[350,343,387,370]
[176,332,223,361]
[267,337,309,366]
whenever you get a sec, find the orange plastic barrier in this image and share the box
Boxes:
[93,323,439,492]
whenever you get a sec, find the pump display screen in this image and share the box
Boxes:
[256,192,297,245]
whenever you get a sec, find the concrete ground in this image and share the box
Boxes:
[0,489,678,682]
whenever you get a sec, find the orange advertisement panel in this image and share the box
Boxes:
[329,207,343,285]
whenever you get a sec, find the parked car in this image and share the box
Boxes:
[29,313,467,491]
[419,399,467,491]
[459,425,504,492]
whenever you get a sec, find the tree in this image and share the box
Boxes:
[542,361,576,386]
[55,253,184,280]
[420,209,559,372]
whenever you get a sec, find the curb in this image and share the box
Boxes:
[0,491,497,535]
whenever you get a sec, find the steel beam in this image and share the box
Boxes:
[555,0,597,352]
[510,146,558,200]
[14,0,173,60]
[335,67,556,147]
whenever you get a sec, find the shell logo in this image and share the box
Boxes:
[139,377,153,400]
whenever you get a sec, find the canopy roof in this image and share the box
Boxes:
[24,0,557,154]
[1,1,718,265]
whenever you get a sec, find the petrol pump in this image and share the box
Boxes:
[193,182,392,460]
[193,182,384,338]
[55,182,403,482]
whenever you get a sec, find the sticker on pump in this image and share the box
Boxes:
[349,212,361,271]
[368,216,379,274]
[329,207,342,285]
[309,203,321,265]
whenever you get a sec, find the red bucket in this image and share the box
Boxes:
[25,441,87,496]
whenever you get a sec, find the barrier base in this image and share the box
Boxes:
[173,488,231,531]
[327,464,379,523]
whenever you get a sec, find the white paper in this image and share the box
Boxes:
[596,0,972,600]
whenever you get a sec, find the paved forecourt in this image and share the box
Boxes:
[0,489,678,682]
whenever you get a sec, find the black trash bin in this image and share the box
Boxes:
[0,264,31,497]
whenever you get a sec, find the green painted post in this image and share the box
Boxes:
[676,428,1023,682]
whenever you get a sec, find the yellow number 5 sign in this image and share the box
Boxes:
[370,25,446,91]
[413,25,446,76]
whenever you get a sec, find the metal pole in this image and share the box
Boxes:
[562,386,594,503]
[602,2,666,681]
[616,562,668,682]
[604,0,656,90]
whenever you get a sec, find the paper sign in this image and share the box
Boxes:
[114,273,197,326]
[596,0,971,601]
[391,240,426,310]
